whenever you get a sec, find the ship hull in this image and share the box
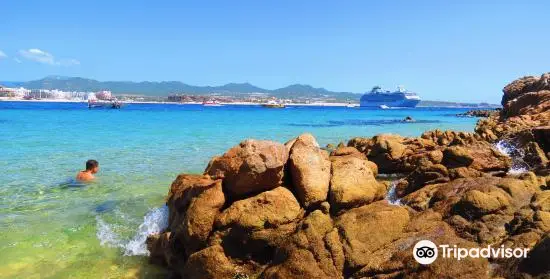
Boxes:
[360,98,420,108]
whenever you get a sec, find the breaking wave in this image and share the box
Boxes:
[386,181,402,205]
[494,140,529,175]
[95,205,169,256]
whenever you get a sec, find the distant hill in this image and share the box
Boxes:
[5,76,357,100]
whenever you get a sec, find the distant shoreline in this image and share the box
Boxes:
[0,97,499,108]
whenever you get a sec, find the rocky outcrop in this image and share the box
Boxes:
[457,109,500,118]
[147,73,550,278]
[477,73,550,146]
[348,130,495,175]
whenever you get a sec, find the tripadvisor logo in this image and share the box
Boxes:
[413,240,529,265]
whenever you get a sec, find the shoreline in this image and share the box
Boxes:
[0,98,498,108]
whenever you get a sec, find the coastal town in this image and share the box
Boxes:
[0,85,331,105]
[0,84,500,108]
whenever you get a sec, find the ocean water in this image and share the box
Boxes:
[0,101,478,278]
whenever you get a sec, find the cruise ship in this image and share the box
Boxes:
[360,86,421,108]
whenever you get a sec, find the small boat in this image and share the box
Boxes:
[346,103,358,108]
[88,99,122,109]
[262,100,285,108]
[202,100,223,107]
[379,104,390,109]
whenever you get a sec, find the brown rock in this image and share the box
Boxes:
[502,75,538,105]
[523,141,549,169]
[504,90,550,118]
[443,145,474,168]
[443,142,511,172]
[448,167,484,179]
[396,162,449,197]
[329,154,385,212]
[533,126,550,154]
[335,201,410,270]
[263,210,344,279]
[215,187,301,231]
[166,174,225,256]
[531,191,550,212]
[146,232,174,266]
[288,134,331,208]
[330,146,364,157]
[519,235,550,276]
[352,210,490,279]
[453,189,510,218]
[205,139,288,198]
[348,134,407,173]
[182,245,239,279]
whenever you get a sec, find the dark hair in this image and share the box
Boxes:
[86,159,99,170]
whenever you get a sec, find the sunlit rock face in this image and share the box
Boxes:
[147,73,550,279]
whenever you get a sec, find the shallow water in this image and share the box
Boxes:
[0,102,477,278]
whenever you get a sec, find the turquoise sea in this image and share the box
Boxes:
[0,102,478,278]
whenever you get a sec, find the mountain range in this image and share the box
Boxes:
[2,76,360,99]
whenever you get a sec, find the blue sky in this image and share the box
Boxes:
[1,0,549,102]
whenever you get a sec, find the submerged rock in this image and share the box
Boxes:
[456,109,498,118]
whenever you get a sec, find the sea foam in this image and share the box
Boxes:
[494,140,529,175]
[386,181,402,205]
[95,205,169,256]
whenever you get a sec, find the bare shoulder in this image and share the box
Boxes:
[76,171,94,181]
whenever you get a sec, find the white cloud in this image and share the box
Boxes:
[0,50,6,59]
[19,48,55,64]
[18,48,79,66]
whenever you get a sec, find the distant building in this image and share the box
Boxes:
[95,91,113,100]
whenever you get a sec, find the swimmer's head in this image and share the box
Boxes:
[86,159,99,174]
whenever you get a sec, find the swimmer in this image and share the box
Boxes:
[76,159,99,181]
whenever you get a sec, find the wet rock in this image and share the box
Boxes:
[329,152,385,212]
[288,133,331,208]
[402,116,415,122]
[205,139,288,198]
[457,109,498,118]
[523,141,549,169]
[533,126,550,154]
[146,232,174,266]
